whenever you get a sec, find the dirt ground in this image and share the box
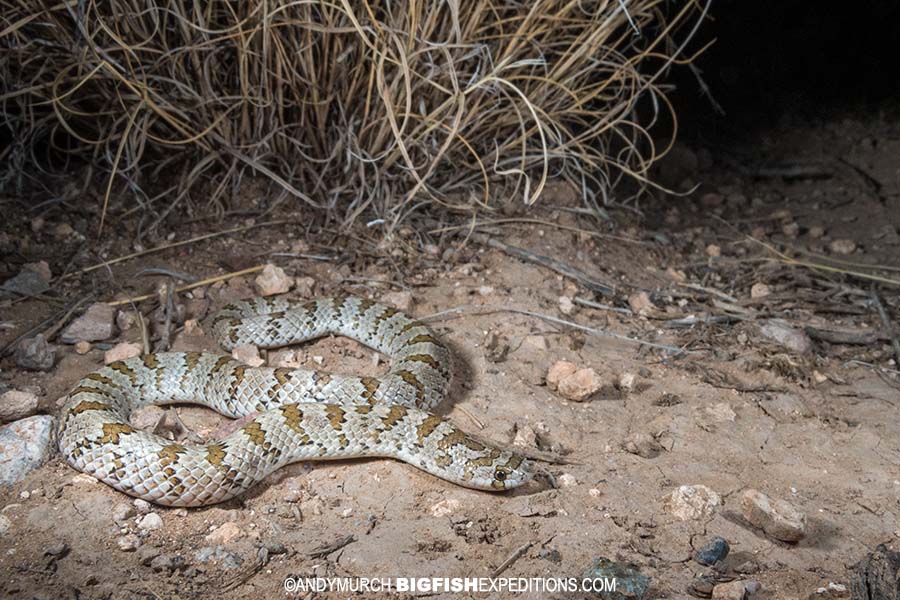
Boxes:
[1,111,899,600]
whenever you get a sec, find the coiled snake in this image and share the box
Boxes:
[58,295,531,506]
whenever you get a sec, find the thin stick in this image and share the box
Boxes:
[107,265,265,307]
[574,296,632,315]
[470,233,615,296]
[491,542,533,577]
[59,221,292,281]
[871,287,900,364]
[423,304,689,355]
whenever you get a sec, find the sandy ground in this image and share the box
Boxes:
[1,114,899,599]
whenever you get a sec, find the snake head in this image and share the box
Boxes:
[477,452,533,491]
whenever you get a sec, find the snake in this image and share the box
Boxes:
[57,295,531,506]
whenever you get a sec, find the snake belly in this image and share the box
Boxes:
[57,295,531,506]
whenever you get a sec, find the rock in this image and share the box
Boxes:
[850,544,900,600]
[194,546,243,569]
[0,269,50,299]
[149,553,186,573]
[829,239,857,255]
[706,244,721,258]
[622,433,662,459]
[254,263,291,296]
[204,521,241,545]
[483,331,509,363]
[557,473,577,487]
[117,534,142,552]
[557,367,603,402]
[104,342,142,364]
[113,503,135,523]
[382,291,413,311]
[740,489,806,542]
[52,223,76,239]
[60,303,116,343]
[138,512,163,531]
[74,341,91,355]
[665,485,721,521]
[688,574,719,598]
[133,498,152,514]
[232,344,264,367]
[750,283,770,299]
[695,536,730,566]
[711,580,756,599]
[558,296,576,315]
[734,560,760,575]
[430,499,461,518]
[0,416,56,486]
[582,557,650,599]
[617,372,636,392]
[547,360,578,390]
[0,390,40,423]
[0,514,11,536]
[294,276,315,297]
[628,291,655,315]
[758,319,813,354]
[15,335,56,371]
[130,405,166,430]
[116,310,139,332]
[808,225,826,239]
[546,361,578,391]
[24,261,52,281]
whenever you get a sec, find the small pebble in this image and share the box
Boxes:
[627,291,655,315]
[104,342,142,364]
[113,503,135,523]
[133,499,151,514]
[204,521,242,545]
[117,534,142,552]
[749,283,770,299]
[557,473,577,487]
[430,499,461,518]
[60,303,116,344]
[74,341,91,355]
[695,536,730,566]
[231,344,264,368]
[14,335,57,371]
[138,512,163,531]
[0,390,40,423]
[254,263,292,296]
[622,432,662,459]
[829,239,856,255]
[665,485,721,521]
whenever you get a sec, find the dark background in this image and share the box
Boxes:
[670,0,900,140]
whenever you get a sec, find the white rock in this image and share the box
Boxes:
[558,296,576,315]
[513,425,537,448]
[204,521,242,544]
[232,344,264,367]
[740,489,806,542]
[557,473,577,487]
[116,310,139,332]
[829,239,856,255]
[0,416,56,486]
[254,263,292,296]
[618,372,636,392]
[133,498,152,514]
[712,580,758,599]
[138,512,163,531]
[183,319,203,336]
[60,303,116,343]
[521,335,549,352]
[74,341,91,355]
[665,485,721,521]
[269,349,304,369]
[430,499,461,517]
[117,534,142,551]
[0,514,10,536]
[104,342,142,364]
[0,390,40,423]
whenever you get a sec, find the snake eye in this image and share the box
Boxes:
[495,470,507,481]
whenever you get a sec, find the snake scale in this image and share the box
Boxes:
[58,295,531,506]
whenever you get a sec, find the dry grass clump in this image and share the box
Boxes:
[1,0,705,234]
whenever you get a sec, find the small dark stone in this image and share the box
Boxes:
[539,546,562,563]
[15,335,56,371]
[850,544,900,600]
[695,536,730,566]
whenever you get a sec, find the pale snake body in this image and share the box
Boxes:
[58,295,531,506]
